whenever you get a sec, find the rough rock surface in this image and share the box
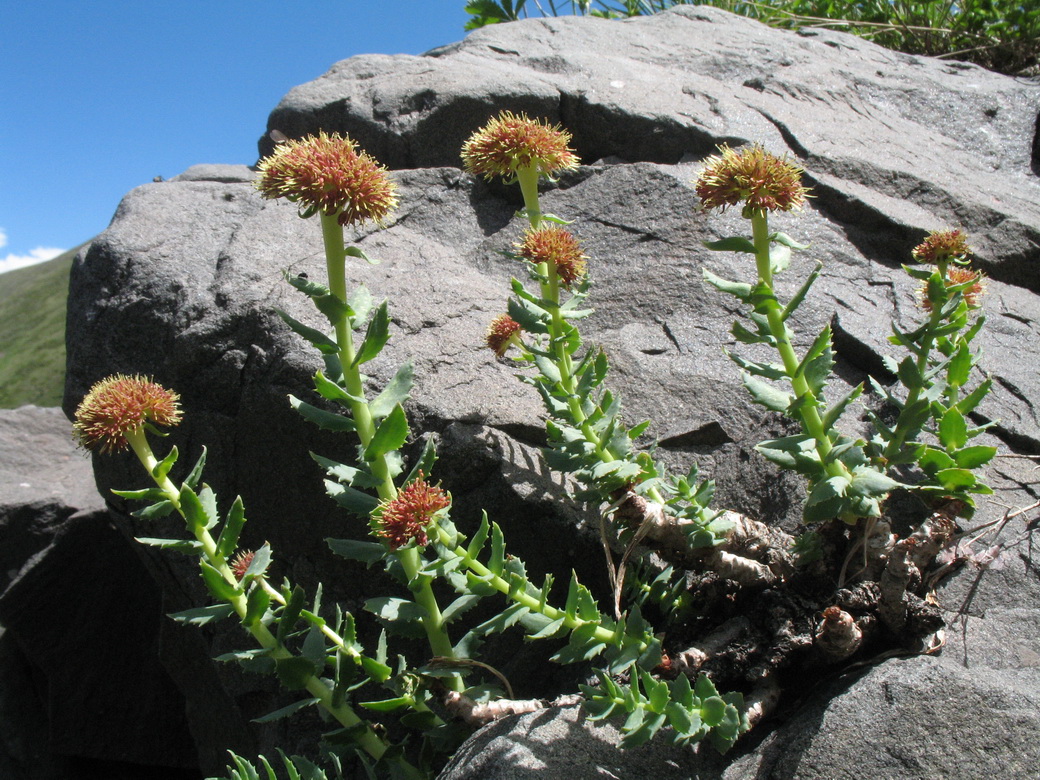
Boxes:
[0,406,198,779]
[60,6,1040,777]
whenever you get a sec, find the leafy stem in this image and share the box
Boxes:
[319,212,396,502]
[121,428,393,764]
[749,209,849,484]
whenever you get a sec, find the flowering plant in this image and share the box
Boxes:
[74,120,997,778]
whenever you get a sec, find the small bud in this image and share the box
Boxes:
[515,226,588,288]
[230,550,256,580]
[695,143,809,214]
[374,473,451,551]
[911,229,971,265]
[73,375,182,454]
[486,314,523,356]
[255,131,398,227]
[461,111,579,180]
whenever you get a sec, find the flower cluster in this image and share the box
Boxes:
[486,314,523,356]
[461,111,579,180]
[911,228,972,265]
[516,226,588,287]
[73,375,182,454]
[255,131,398,227]
[920,265,987,311]
[375,475,451,550]
[695,143,809,214]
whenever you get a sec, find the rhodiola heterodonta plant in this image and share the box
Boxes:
[74,115,998,779]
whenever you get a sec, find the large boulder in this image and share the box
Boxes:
[62,6,1040,776]
[0,406,198,778]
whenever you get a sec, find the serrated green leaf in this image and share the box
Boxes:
[953,445,996,469]
[325,479,380,516]
[364,404,409,460]
[822,383,863,430]
[726,351,786,380]
[216,496,247,559]
[703,268,753,301]
[938,408,968,450]
[244,583,271,627]
[112,487,169,502]
[345,245,380,265]
[184,447,207,490]
[276,309,339,354]
[252,696,320,723]
[781,262,822,321]
[275,656,317,691]
[936,467,977,490]
[179,486,212,536]
[168,603,235,625]
[152,446,179,481]
[289,395,358,432]
[742,373,793,413]
[199,559,240,602]
[755,434,821,476]
[327,537,386,565]
[348,284,374,325]
[369,362,414,419]
[703,236,756,254]
[353,301,390,366]
[848,467,901,498]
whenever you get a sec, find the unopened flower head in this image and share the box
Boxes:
[486,314,523,356]
[255,131,398,227]
[375,473,451,550]
[912,229,972,265]
[695,143,809,214]
[919,265,987,311]
[230,550,256,580]
[462,111,579,180]
[73,374,182,454]
[516,226,588,287]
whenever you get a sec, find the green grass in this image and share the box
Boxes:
[0,245,84,409]
[465,1,1040,75]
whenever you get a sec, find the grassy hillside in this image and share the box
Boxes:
[0,245,85,409]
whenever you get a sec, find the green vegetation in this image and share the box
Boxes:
[0,245,83,408]
[465,1,1040,75]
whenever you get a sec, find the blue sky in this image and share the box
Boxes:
[0,1,475,274]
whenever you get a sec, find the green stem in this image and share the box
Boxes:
[881,259,947,462]
[399,545,464,691]
[126,429,391,762]
[320,211,459,686]
[319,212,396,502]
[433,525,630,649]
[749,210,849,482]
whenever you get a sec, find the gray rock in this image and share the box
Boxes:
[0,406,198,778]
[59,6,1040,777]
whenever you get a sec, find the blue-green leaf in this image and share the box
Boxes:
[252,696,320,722]
[370,362,414,419]
[703,236,756,254]
[353,301,390,366]
[289,395,357,432]
[364,403,409,460]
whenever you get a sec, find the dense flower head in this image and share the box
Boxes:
[254,131,398,227]
[911,229,972,265]
[73,374,182,454]
[375,474,451,550]
[486,314,523,356]
[515,226,588,287]
[461,111,579,180]
[695,143,809,214]
[919,265,987,312]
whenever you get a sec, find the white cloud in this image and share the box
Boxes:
[0,228,66,275]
